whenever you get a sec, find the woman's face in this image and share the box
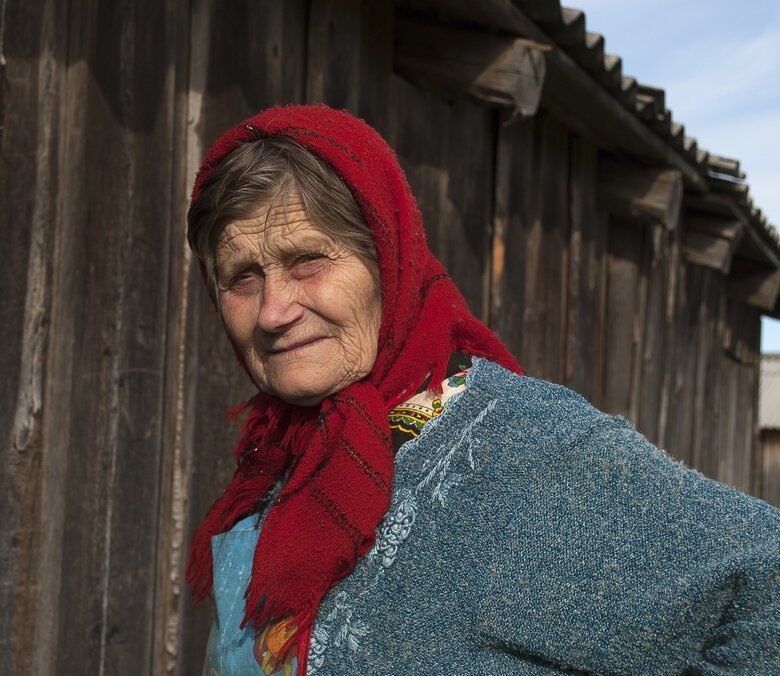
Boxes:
[214,194,382,406]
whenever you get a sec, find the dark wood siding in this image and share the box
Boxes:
[1,0,770,673]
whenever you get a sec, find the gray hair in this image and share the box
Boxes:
[187,137,379,299]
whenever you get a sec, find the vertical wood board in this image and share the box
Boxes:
[489,115,536,360]
[603,219,643,420]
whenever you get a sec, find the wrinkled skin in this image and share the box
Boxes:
[214,194,382,406]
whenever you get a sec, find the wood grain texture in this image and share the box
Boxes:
[763,431,780,507]
[307,0,394,128]
[50,1,181,673]
[0,0,68,672]
[663,262,704,466]
[564,137,603,402]
[357,0,394,134]
[636,224,670,443]
[308,0,361,109]
[201,0,307,143]
[490,114,536,359]
[151,0,199,672]
[690,270,726,481]
[443,101,497,321]
[603,219,643,420]
[388,78,496,320]
[655,225,681,452]
[521,112,570,381]
[387,74,452,259]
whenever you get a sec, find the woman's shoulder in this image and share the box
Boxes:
[457,358,620,455]
[455,363,780,675]
[457,359,779,519]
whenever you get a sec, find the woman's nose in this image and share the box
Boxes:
[256,276,304,333]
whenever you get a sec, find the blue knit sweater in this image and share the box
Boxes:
[204,359,780,675]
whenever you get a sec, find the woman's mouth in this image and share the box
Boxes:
[267,337,327,355]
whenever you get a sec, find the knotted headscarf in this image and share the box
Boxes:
[186,105,523,654]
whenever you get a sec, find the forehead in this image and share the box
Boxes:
[215,197,331,258]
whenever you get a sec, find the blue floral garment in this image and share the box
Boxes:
[204,359,780,674]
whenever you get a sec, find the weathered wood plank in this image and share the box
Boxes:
[663,262,703,466]
[655,225,681,453]
[151,0,200,673]
[49,1,181,673]
[200,0,307,144]
[387,74,452,262]
[717,340,740,489]
[443,101,497,321]
[490,114,536,359]
[522,112,570,381]
[307,0,362,110]
[308,0,395,128]
[564,136,602,401]
[603,219,643,420]
[690,270,724,481]
[682,231,737,273]
[637,223,670,443]
[627,225,649,426]
[720,298,754,491]
[763,432,780,507]
[0,1,69,673]
[391,86,496,321]
[357,0,394,134]
[730,302,762,496]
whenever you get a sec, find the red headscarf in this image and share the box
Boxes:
[186,105,522,653]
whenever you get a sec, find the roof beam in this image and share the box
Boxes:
[680,211,744,274]
[408,0,709,191]
[394,15,547,118]
[728,258,780,312]
[596,158,683,230]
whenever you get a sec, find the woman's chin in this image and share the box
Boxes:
[253,350,374,406]
[275,387,331,407]
[259,372,342,407]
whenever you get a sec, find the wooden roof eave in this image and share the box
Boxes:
[723,207,780,312]
[404,0,709,192]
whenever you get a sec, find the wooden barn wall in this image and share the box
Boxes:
[764,430,780,508]
[0,0,766,674]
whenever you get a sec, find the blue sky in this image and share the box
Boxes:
[574,0,780,352]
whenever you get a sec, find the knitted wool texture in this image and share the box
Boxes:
[185,105,523,649]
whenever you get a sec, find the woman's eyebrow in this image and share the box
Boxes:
[284,236,333,253]
[218,234,335,270]
[216,249,259,279]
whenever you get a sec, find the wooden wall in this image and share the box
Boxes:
[763,430,780,507]
[0,0,765,673]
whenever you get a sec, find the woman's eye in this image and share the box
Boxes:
[228,271,262,294]
[292,254,328,277]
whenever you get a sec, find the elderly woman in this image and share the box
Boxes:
[186,106,780,675]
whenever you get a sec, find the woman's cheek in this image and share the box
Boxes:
[219,292,258,337]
